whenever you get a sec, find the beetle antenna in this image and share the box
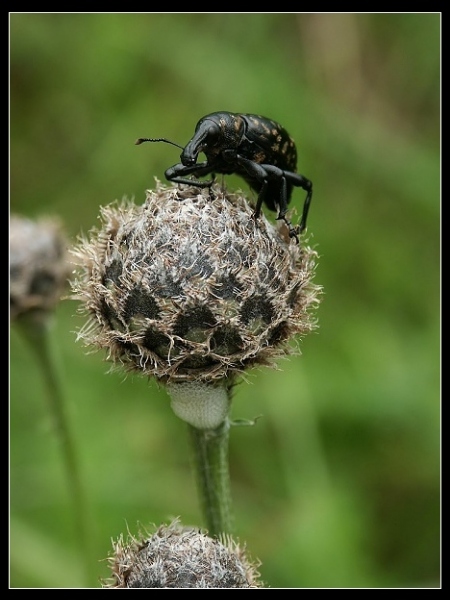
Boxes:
[135,137,184,150]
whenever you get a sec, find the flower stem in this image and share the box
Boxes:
[188,418,233,537]
[15,313,96,587]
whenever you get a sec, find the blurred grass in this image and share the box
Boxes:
[9,13,440,588]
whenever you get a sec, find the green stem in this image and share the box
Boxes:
[188,418,233,537]
[16,313,96,587]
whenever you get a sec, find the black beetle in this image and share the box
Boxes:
[136,111,312,242]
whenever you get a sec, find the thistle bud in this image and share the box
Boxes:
[103,520,262,588]
[10,214,70,321]
[70,182,321,385]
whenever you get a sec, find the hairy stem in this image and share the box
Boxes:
[188,418,233,537]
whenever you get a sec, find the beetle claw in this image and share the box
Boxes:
[277,214,299,244]
[289,227,300,244]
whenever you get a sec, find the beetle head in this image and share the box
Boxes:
[181,113,244,166]
[181,117,221,166]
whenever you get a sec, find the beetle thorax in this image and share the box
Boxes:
[221,113,245,148]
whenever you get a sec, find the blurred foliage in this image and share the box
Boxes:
[10,13,440,589]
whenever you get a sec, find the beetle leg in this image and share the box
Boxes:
[272,168,289,220]
[230,157,299,243]
[260,166,312,235]
[250,163,300,243]
[279,214,300,243]
[165,162,216,189]
[273,173,300,243]
[222,151,271,217]
[253,180,267,217]
[255,164,290,217]
[298,186,312,233]
[283,171,313,234]
[234,158,288,216]
[227,154,269,216]
[274,185,300,243]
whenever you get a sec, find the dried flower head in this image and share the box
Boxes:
[103,519,263,588]
[70,182,320,384]
[10,214,70,320]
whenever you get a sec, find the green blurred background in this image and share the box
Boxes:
[9,13,440,588]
